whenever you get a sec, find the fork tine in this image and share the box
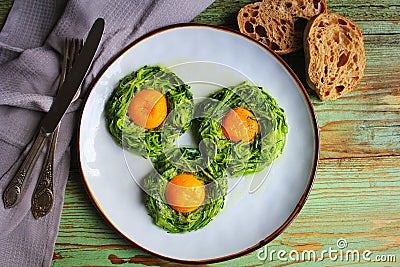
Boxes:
[59,38,70,87]
[67,38,83,73]
[70,39,84,101]
[77,38,84,54]
[67,38,76,73]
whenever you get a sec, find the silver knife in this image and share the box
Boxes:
[3,18,104,209]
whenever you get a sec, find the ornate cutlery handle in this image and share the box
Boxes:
[30,38,83,218]
[31,129,58,219]
[3,130,48,208]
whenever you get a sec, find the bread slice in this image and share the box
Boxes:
[237,0,327,54]
[304,13,366,100]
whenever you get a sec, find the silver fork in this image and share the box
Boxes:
[31,38,83,219]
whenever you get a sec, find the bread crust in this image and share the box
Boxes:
[238,0,327,54]
[304,13,366,100]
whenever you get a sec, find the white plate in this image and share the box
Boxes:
[79,24,319,263]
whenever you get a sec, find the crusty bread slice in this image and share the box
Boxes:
[304,13,366,100]
[237,0,327,54]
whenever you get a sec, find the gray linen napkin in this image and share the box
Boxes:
[0,0,214,265]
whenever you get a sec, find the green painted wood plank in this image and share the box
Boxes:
[193,0,400,28]
[328,5,400,21]
[192,0,254,28]
[358,21,400,35]
[0,1,12,29]
[52,156,400,266]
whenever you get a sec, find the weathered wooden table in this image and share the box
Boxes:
[1,0,399,266]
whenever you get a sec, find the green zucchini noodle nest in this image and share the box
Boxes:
[195,81,288,177]
[105,65,193,158]
[143,150,227,233]
[105,65,287,234]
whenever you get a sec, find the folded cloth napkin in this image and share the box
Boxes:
[0,0,214,265]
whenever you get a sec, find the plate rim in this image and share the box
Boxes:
[77,22,320,264]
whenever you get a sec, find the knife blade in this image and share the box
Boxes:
[3,18,104,209]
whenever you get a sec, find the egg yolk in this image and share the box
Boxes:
[165,173,205,213]
[222,107,259,142]
[128,89,167,129]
